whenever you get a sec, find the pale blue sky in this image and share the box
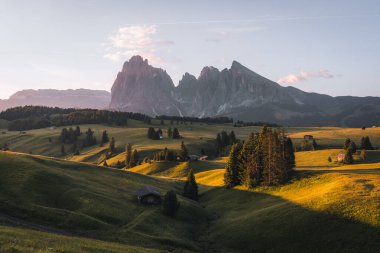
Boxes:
[0,0,379,99]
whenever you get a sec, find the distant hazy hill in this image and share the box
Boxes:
[109,56,380,127]
[0,89,111,111]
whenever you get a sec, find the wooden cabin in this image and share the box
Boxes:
[136,186,162,205]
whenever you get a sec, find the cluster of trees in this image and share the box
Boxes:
[1,106,152,131]
[152,142,188,162]
[167,127,181,139]
[60,126,82,143]
[59,127,98,156]
[125,143,139,168]
[215,131,238,156]
[147,127,181,140]
[156,115,233,124]
[147,127,163,140]
[233,121,281,128]
[152,147,176,161]
[300,139,318,151]
[361,136,374,150]
[224,127,295,189]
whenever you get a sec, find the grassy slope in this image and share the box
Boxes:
[0,225,159,253]
[1,121,379,165]
[0,151,210,253]
[131,150,380,252]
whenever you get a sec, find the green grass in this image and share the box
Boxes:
[2,121,380,252]
[0,151,210,252]
[0,225,159,253]
[0,122,379,164]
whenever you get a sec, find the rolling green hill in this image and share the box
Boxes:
[0,151,211,253]
[2,122,380,252]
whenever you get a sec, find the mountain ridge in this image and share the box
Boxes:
[109,56,380,127]
[0,88,111,111]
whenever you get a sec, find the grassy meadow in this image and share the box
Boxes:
[1,121,380,252]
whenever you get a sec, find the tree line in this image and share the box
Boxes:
[156,115,233,124]
[1,106,151,131]
[224,126,295,189]
[147,127,181,140]
[215,130,238,156]
[233,120,281,128]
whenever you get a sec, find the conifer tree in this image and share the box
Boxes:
[61,144,65,155]
[162,190,180,217]
[183,168,198,200]
[224,143,241,188]
[344,149,354,164]
[179,141,188,161]
[101,130,109,145]
[125,143,132,168]
[348,141,357,154]
[109,137,115,154]
[361,136,374,150]
[229,131,237,144]
[172,128,180,139]
[167,127,172,138]
[215,133,223,157]
[343,138,351,150]
[129,149,139,167]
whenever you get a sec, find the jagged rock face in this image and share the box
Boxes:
[0,89,110,111]
[110,55,380,127]
[109,56,183,116]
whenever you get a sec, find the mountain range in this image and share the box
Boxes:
[109,56,380,127]
[1,56,379,127]
[0,89,111,112]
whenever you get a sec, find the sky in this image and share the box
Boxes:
[0,0,379,99]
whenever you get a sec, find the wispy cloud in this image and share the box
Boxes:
[277,70,335,85]
[104,25,171,64]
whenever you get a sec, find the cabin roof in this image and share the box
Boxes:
[136,186,161,198]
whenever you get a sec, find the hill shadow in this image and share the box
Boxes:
[198,184,380,253]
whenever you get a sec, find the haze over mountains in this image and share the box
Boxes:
[2,55,380,127]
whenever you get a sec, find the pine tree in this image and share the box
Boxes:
[283,137,296,172]
[75,126,81,136]
[101,130,109,145]
[129,149,139,168]
[312,139,318,150]
[229,131,237,144]
[179,141,188,161]
[183,168,198,200]
[343,149,354,164]
[348,141,357,154]
[167,127,172,138]
[224,143,241,188]
[61,144,65,155]
[361,136,374,150]
[125,143,132,168]
[103,161,108,167]
[215,133,223,157]
[328,156,332,163]
[109,137,115,154]
[343,138,351,150]
[162,190,180,217]
[172,128,180,139]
